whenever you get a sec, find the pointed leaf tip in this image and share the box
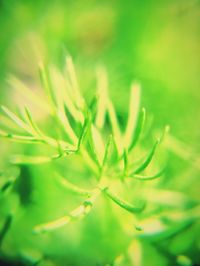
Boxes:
[104,188,144,213]
[131,139,159,175]
[130,167,166,181]
[128,107,146,151]
[124,82,141,148]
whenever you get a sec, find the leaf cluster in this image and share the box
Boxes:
[0,56,166,233]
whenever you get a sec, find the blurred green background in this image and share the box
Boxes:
[0,0,200,265]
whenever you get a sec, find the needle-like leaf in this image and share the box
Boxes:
[0,130,42,143]
[104,188,144,213]
[10,153,64,165]
[124,82,141,149]
[107,100,122,154]
[34,215,71,233]
[129,107,146,151]
[101,135,113,170]
[24,106,43,136]
[55,173,92,196]
[123,149,128,177]
[39,62,56,108]
[95,66,108,129]
[65,56,84,109]
[131,139,160,175]
[77,114,90,150]
[1,106,33,134]
[39,63,78,143]
[129,167,165,181]
[34,189,100,233]
[8,75,51,114]
[91,125,105,164]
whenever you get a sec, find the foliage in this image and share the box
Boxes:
[0,1,200,265]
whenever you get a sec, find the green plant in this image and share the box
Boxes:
[0,56,192,266]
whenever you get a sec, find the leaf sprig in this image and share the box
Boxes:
[0,56,167,233]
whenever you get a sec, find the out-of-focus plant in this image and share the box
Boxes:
[0,57,199,266]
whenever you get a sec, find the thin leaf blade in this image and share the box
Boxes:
[1,106,32,134]
[124,82,141,148]
[129,167,166,181]
[131,139,160,175]
[104,188,144,213]
[129,107,146,151]
[55,173,92,196]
